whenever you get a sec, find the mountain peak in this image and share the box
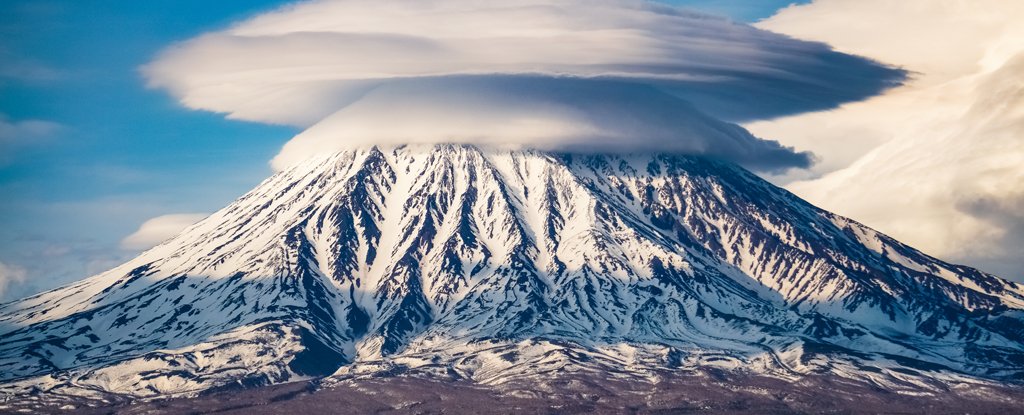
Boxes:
[2,145,1022,405]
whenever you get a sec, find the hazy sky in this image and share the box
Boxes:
[4,0,1021,300]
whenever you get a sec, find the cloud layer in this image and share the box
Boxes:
[145,0,902,171]
[273,77,814,171]
[751,0,1024,280]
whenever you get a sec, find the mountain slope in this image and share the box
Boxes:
[1,144,1022,404]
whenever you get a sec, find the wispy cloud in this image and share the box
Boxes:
[0,47,62,84]
[0,115,60,141]
[0,114,60,138]
[750,0,1024,280]
[144,0,902,172]
[0,113,62,165]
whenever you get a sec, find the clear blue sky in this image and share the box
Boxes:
[0,1,806,300]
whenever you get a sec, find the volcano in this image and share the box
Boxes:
[1,144,1023,411]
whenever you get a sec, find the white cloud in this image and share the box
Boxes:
[272,77,814,172]
[749,0,1024,280]
[0,261,27,300]
[120,213,209,251]
[144,0,901,172]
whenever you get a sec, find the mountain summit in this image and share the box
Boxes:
[2,145,1022,407]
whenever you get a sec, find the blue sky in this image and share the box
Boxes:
[0,0,297,298]
[0,0,806,300]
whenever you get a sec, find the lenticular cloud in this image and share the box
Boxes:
[144,0,903,171]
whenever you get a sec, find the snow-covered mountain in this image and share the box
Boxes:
[2,144,1023,405]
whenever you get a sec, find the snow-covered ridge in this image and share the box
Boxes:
[1,144,1022,401]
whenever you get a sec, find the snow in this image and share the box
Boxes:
[0,145,1022,402]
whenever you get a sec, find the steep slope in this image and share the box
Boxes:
[1,144,1022,403]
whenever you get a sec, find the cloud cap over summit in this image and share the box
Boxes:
[144,0,903,171]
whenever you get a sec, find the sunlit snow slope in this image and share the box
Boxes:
[1,144,1023,399]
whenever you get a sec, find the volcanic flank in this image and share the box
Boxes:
[1,145,1023,412]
